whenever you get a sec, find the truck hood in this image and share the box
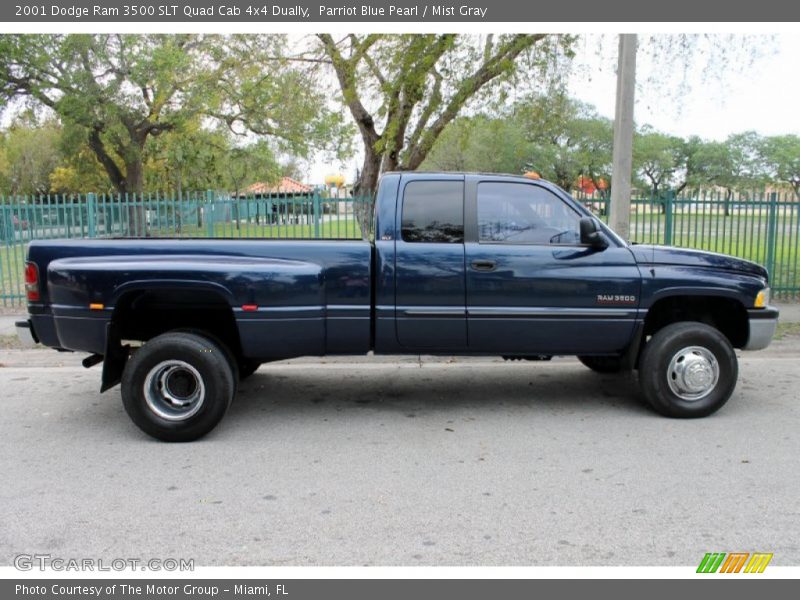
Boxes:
[633,244,769,280]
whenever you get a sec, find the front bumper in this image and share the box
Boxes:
[743,306,779,350]
[15,319,38,348]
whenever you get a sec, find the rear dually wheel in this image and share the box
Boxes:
[121,332,236,442]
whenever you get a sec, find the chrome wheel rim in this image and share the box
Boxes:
[666,346,719,401]
[143,360,206,421]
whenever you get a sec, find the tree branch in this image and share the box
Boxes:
[404,34,545,170]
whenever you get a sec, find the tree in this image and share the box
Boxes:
[423,93,613,196]
[761,134,800,198]
[421,115,530,174]
[223,140,280,199]
[0,34,346,232]
[317,34,573,194]
[1,116,61,195]
[49,121,115,193]
[574,117,614,199]
[517,94,613,193]
[678,132,766,214]
[48,150,110,194]
[633,127,685,198]
[144,124,231,194]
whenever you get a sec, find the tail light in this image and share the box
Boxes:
[24,262,40,302]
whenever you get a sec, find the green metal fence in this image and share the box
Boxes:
[0,191,374,307]
[1,188,798,307]
[580,189,800,298]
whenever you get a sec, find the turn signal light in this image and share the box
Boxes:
[754,288,770,308]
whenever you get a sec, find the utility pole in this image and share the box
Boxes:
[609,34,637,241]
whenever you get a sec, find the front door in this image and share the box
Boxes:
[465,178,641,355]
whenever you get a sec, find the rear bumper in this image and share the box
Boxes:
[15,320,38,348]
[744,306,779,351]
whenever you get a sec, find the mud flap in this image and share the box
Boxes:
[100,321,129,392]
[621,321,645,370]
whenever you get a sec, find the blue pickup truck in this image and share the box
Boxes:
[17,172,778,441]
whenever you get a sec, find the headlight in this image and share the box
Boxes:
[754,287,770,308]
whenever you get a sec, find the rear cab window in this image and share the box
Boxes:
[401,181,464,243]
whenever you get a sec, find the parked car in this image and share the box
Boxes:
[17,172,778,441]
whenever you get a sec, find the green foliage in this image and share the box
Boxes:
[223,140,281,196]
[0,116,61,195]
[760,135,800,197]
[0,34,349,199]
[679,131,766,195]
[318,34,575,193]
[423,94,613,195]
[421,116,529,173]
[633,127,685,196]
[520,94,613,193]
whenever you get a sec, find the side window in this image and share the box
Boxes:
[401,181,464,243]
[477,182,581,245]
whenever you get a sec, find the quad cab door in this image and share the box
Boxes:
[464,177,641,355]
[393,176,467,350]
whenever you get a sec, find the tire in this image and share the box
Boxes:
[171,328,240,386]
[578,355,624,373]
[238,360,261,380]
[121,332,236,442]
[638,321,738,418]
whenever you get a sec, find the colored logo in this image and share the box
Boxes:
[697,552,773,573]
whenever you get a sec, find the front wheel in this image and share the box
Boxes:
[638,322,738,418]
[121,332,236,442]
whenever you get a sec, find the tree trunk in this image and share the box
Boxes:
[356,147,383,197]
[724,189,733,217]
[124,159,147,237]
[354,149,382,237]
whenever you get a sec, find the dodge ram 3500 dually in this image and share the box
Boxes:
[17,172,779,441]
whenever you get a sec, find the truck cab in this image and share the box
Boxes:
[374,173,642,356]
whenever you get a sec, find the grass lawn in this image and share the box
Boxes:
[0,243,26,306]
[774,321,800,340]
[207,218,364,239]
[625,212,799,292]
[146,218,364,240]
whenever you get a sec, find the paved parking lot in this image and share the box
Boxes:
[1,337,799,567]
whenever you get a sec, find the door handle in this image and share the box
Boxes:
[471,259,497,271]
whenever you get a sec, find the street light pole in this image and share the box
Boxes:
[609,33,637,241]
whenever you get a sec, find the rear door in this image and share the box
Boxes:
[465,177,641,355]
[394,176,467,350]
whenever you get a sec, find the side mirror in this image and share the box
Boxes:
[580,217,608,250]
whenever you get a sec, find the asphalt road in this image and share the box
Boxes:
[1,341,799,567]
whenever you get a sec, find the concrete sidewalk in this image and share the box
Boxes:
[2,302,799,337]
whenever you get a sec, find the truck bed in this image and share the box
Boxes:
[27,238,373,360]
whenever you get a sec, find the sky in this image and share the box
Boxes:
[569,33,799,140]
[310,33,799,185]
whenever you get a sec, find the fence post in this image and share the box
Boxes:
[205,190,215,237]
[765,192,778,282]
[86,193,97,238]
[313,192,321,238]
[663,190,674,246]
